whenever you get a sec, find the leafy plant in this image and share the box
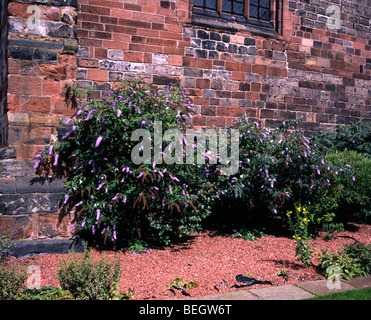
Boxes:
[232,227,266,241]
[35,79,217,247]
[212,116,349,233]
[168,278,198,290]
[287,205,314,267]
[325,151,371,224]
[57,249,122,300]
[293,235,314,268]
[321,222,345,240]
[0,228,16,261]
[312,121,371,157]
[128,239,150,254]
[319,241,371,280]
[0,263,27,300]
[20,286,74,300]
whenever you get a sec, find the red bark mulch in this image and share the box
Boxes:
[7,224,370,300]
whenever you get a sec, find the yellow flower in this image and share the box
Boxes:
[293,235,301,240]
[303,217,310,223]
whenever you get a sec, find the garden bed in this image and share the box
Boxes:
[6,224,370,300]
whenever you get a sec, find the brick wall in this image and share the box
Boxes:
[0,0,370,244]
[0,0,8,147]
[0,0,78,241]
[75,0,371,133]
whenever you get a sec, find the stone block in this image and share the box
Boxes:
[0,215,33,239]
[9,46,33,60]
[38,213,69,238]
[15,177,49,194]
[0,160,35,178]
[27,193,61,213]
[0,177,16,194]
[0,148,17,160]
[11,237,85,258]
[0,194,28,215]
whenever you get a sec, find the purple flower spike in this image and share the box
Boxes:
[95,136,103,148]
[96,209,101,221]
[53,153,59,166]
[48,145,53,155]
[34,160,39,169]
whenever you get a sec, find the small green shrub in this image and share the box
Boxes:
[57,249,121,300]
[319,241,371,280]
[128,239,149,254]
[0,228,15,261]
[232,227,266,241]
[325,151,371,223]
[0,263,27,300]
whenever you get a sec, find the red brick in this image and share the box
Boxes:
[80,4,110,16]
[206,116,225,127]
[43,79,61,96]
[8,75,42,95]
[226,61,240,71]
[251,83,262,92]
[6,94,19,112]
[267,67,288,77]
[94,48,107,59]
[168,55,182,66]
[124,51,143,62]
[196,78,210,89]
[217,107,244,117]
[232,72,245,81]
[38,63,66,80]
[20,96,51,113]
[87,69,108,81]
[193,97,210,105]
[252,65,267,75]
[192,116,206,127]
[7,2,30,18]
[197,59,212,69]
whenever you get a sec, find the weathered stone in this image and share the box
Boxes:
[0,194,28,215]
[27,193,61,213]
[0,148,17,160]
[15,176,49,193]
[11,237,85,258]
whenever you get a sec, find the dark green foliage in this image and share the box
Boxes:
[326,151,371,224]
[312,121,371,156]
[57,249,121,300]
[319,241,371,280]
[0,263,27,300]
[36,79,216,247]
[210,116,349,233]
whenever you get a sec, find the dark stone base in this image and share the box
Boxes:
[11,236,85,257]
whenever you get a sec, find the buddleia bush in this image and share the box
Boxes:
[35,79,217,247]
[212,116,352,233]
